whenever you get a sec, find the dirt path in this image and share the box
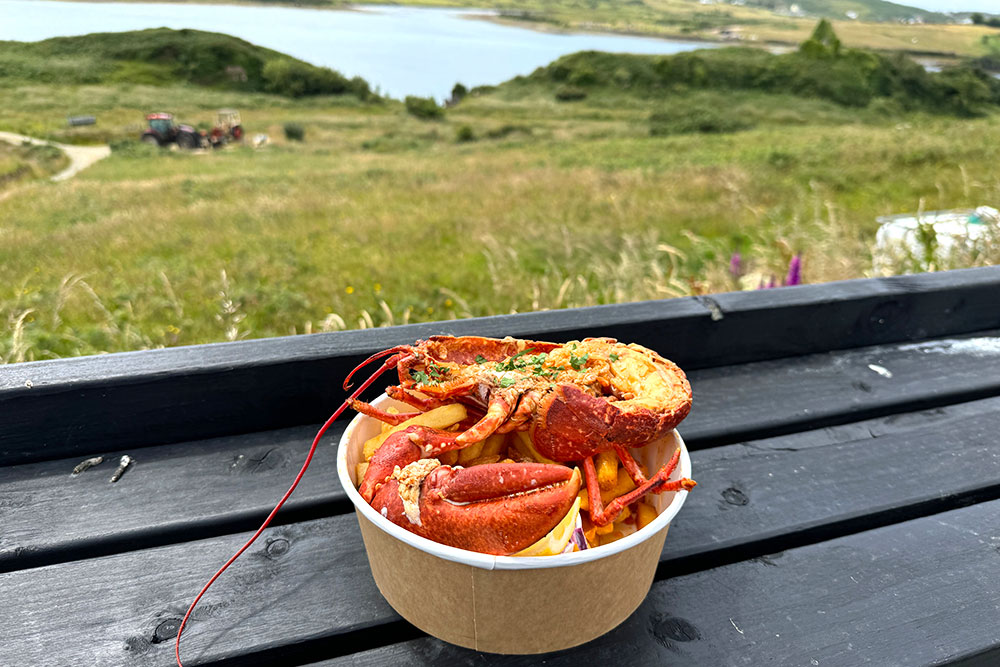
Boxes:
[0,131,111,182]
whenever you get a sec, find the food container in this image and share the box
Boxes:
[337,393,693,654]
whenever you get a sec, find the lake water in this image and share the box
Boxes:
[0,0,715,99]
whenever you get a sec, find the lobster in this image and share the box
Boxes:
[352,335,696,556]
[175,334,695,665]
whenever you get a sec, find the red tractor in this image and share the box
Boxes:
[208,109,244,148]
[141,113,205,149]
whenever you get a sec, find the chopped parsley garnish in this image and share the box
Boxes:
[496,347,537,372]
[498,376,518,388]
[569,353,589,371]
[409,369,429,384]
[475,355,488,364]
[426,363,450,380]
[609,353,619,362]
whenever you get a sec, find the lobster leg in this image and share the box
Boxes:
[496,390,540,434]
[454,390,518,444]
[386,386,452,412]
[350,400,421,426]
[614,445,648,486]
[583,448,696,527]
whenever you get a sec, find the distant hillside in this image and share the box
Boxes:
[514,21,1000,117]
[0,28,374,100]
[741,0,951,23]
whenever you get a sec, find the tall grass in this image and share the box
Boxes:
[2,61,1000,361]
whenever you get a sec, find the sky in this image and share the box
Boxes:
[902,0,1000,12]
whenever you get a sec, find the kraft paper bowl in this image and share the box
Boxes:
[337,393,693,654]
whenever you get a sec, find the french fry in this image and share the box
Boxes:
[596,450,618,492]
[636,502,658,530]
[577,488,589,511]
[514,431,557,464]
[601,469,637,505]
[580,515,597,547]
[480,433,506,459]
[438,450,459,466]
[598,530,625,546]
[594,521,615,536]
[356,461,369,482]
[362,434,382,462]
[380,407,399,434]
[363,403,468,461]
[457,439,485,464]
[465,455,501,467]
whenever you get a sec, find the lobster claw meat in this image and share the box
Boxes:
[369,460,582,556]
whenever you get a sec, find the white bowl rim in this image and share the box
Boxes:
[336,393,692,571]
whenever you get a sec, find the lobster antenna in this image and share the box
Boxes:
[175,358,396,667]
[343,345,408,390]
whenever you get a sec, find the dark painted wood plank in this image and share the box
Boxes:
[4,399,1000,664]
[2,268,999,465]
[5,378,1000,575]
[700,266,1000,366]
[0,423,345,573]
[0,299,710,466]
[663,400,1000,569]
[316,498,1000,667]
[685,330,1000,446]
[0,514,385,667]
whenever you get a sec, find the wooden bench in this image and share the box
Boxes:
[3,266,1000,666]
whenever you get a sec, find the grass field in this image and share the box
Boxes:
[2,29,1000,362]
[0,141,68,188]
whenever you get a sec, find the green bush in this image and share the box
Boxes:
[262,59,370,99]
[455,125,475,143]
[0,28,374,100]
[450,83,468,104]
[405,96,443,120]
[283,122,305,142]
[555,86,587,101]
[649,104,755,135]
[486,124,533,139]
[526,22,1000,118]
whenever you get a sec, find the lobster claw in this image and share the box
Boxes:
[371,462,582,556]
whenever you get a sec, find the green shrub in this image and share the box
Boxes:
[262,59,369,98]
[525,22,1000,118]
[486,124,533,139]
[0,28,374,100]
[455,125,475,142]
[649,104,755,135]
[283,122,305,142]
[405,96,443,120]
[450,83,468,104]
[555,86,587,101]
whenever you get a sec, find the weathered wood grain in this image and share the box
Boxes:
[2,268,998,465]
[4,399,1000,665]
[315,499,1000,666]
[0,515,382,667]
[5,383,1000,575]
[0,423,345,572]
[686,329,1000,446]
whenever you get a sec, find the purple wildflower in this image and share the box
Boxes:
[766,275,777,289]
[785,253,802,286]
[729,252,743,280]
